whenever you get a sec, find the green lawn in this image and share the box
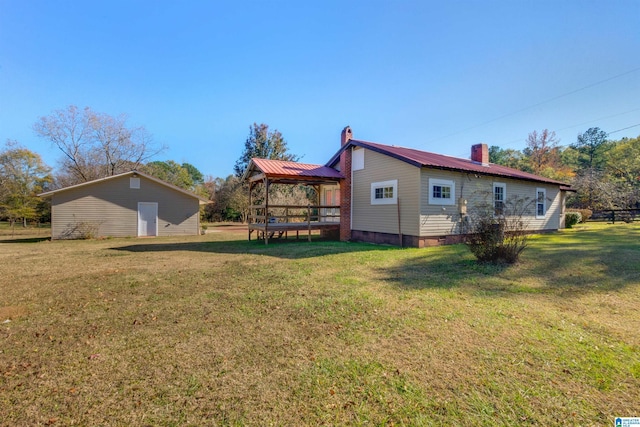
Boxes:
[0,223,638,426]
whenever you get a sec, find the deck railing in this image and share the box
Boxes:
[249,204,340,224]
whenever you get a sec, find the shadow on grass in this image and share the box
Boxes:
[111,224,639,294]
[377,244,509,290]
[111,236,399,260]
[0,237,50,243]
[379,226,640,296]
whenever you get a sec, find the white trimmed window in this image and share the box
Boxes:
[130,177,140,189]
[536,188,546,218]
[371,180,397,205]
[493,182,506,215]
[428,178,455,205]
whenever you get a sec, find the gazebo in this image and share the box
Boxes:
[242,158,343,244]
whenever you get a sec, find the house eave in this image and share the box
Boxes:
[326,139,569,187]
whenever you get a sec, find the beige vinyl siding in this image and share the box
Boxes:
[419,169,467,236]
[351,148,420,236]
[51,175,200,239]
[525,182,561,229]
[559,191,567,228]
[471,178,561,231]
[419,169,561,236]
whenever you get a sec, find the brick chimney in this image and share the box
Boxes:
[471,143,489,165]
[341,126,353,146]
[339,126,352,242]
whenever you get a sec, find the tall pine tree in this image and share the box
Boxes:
[233,123,299,177]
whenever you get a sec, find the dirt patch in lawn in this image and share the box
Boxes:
[205,223,247,234]
[0,305,28,320]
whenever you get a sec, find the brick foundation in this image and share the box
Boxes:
[350,230,466,248]
[350,229,557,248]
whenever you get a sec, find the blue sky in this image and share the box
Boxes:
[1,0,639,178]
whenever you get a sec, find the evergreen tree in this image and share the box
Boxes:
[571,127,610,171]
[233,123,299,177]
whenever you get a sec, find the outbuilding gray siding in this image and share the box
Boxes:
[50,174,201,239]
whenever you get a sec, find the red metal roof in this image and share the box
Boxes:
[328,139,569,186]
[248,158,343,181]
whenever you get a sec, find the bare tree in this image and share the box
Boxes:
[569,170,619,210]
[524,129,561,176]
[90,111,156,177]
[34,105,164,184]
[33,106,92,182]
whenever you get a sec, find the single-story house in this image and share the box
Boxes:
[246,126,573,247]
[39,170,208,239]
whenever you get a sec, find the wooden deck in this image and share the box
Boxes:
[248,221,339,242]
[248,204,340,244]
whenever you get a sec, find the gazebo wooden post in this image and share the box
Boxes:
[307,204,312,242]
[264,177,269,245]
[284,206,288,240]
[313,185,321,221]
[248,181,253,241]
[313,185,320,241]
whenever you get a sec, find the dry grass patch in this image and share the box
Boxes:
[0,306,28,321]
[0,222,50,242]
[0,223,639,425]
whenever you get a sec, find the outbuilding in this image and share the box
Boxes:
[39,170,208,239]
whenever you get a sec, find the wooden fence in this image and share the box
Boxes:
[589,208,640,223]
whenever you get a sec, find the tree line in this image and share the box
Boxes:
[0,106,299,226]
[1,105,212,227]
[2,104,638,228]
[490,127,640,210]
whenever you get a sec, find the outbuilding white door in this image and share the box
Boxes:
[138,202,158,237]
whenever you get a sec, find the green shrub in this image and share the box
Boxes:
[567,208,592,223]
[577,209,592,222]
[565,212,582,228]
[465,194,531,264]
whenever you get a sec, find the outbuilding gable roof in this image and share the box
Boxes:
[244,158,344,184]
[327,139,569,186]
[39,170,209,203]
